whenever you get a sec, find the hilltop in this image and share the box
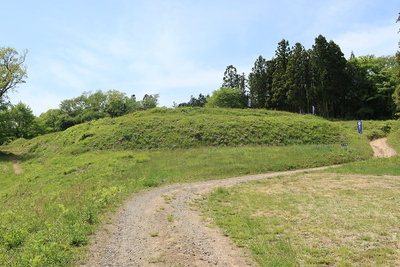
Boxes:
[8,107,347,156]
[0,107,398,267]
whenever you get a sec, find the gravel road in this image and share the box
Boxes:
[80,138,397,266]
[80,165,339,267]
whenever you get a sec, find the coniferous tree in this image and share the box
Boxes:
[393,13,400,116]
[270,39,291,109]
[237,72,247,92]
[310,35,348,118]
[222,65,239,89]
[248,56,270,108]
[284,43,311,113]
[393,52,400,116]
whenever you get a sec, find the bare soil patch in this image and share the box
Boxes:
[12,160,24,174]
[370,138,397,158]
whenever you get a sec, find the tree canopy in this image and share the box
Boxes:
[393,13,400,117]
[206,87,246,108]
[220,34,400,119]
[39,90,158,132]
[0,47,27,99]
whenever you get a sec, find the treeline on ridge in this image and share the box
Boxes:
[212,35,400,120]
[0,91,159,143]
[1,34,400,145]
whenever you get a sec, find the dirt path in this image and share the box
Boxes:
[370,138,398,158]
[80,138,397,266]
[12,160,24,174]
[80,165,340,267]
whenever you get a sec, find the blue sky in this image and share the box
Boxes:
[3,0,400,115]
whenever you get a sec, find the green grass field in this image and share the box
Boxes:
[0,108,398,266]
[197,172,400,266]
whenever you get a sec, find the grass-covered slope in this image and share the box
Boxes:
[15,108,345,156]
[0,107,396,266]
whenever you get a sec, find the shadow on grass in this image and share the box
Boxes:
[0,151,14,163]
[0,150,37,164]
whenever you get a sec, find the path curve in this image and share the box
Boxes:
[81,139,398,266]
[81,165,339,267]
[370,138,398,158]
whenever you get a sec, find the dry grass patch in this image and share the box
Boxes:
[198,173,400,266]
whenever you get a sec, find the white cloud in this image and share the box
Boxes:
[335,23,399,58]
[47,61,86,89]
[5,0,400,115]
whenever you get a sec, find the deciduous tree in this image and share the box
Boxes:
[3,102,36,139]
[206,87,246,108]
[141,94,159,109]
[0,47,28,99]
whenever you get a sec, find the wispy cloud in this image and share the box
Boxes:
[335,22,399,57]
[5,0,400,115]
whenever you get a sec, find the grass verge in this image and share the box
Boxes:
[196,172,400,266]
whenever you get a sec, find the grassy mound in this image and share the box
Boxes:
[0,107,397,266]
[13,108,344,157]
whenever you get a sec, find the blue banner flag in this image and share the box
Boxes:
[312,106,315,115]
[357,121,363,134]
[248,98,252,108]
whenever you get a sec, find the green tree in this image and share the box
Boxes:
[205,87,246,108]
[105,90,131,117]
[141,94,159,109]
[0,99,10,144]
[355,55,398,118]
[237,72,247,92]
[310,35,349,118]
[49,90,144,131]
[284,42,311,113]
[177,94,209,107]
[125,94,142,113]
[345,55,376,119]
[248,56,272,108]
[222,66,247,98]
[393,13,400,117]
[270,39,291,109]
[39,109,64,132]
[222,65,239,89]
[0,47,28,99]
[4,102,36,139]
